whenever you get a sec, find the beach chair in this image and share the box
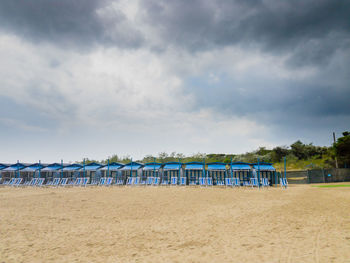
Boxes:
[15,178,23,187]
[146,177,154,185]
[261,178,269,187]
[126,177,133,185]
[161,179,169,185]
[206,177,213,186]
[171,177,178,185]
[90,178,98,185]
[115,178,124,185]
[74,178,83,186]
[133,177,139,185]
[250,178,259,188]
[233,178,241,187]
[280,178,288,188]
[153,177,160,185]
[2,179,10,185]
[225,178,233,187]
[199,177,206,186]
[52,178,60,187]
[99,177,106,186]
[60,178,68,186]
[189,179,197,186]
[81,177,89,187]
[105,177,113,186]
[29,178,38,186]
[179,177,186,186]
[8,178,16,186]
[216,180,225,186]
[36,178,45,187]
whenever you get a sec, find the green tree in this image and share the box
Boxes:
[334,133,350,167]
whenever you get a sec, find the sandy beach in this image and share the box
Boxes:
[0,185,349,263]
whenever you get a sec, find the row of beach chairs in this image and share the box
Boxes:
[1,177,287,188]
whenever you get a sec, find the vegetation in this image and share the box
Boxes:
[79,131,350,171]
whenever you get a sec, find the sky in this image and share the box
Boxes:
[0,0,349,163]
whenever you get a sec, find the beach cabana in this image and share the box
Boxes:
[0,163,9,183]
[230,162,252,184]
[185,162,205,185]
[142,162,162,184]
[41,162,65,182]
[62,163,83,182]
[207,162,227,186]
[79,162,104,184]
[162,162,183,185]
[21,162,47,183]
[100,162,124,184]
[252,162,276,185]
[120,162,144,183]
[3,162,27,180]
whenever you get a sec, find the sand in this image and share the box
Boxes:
[0,184,349,263]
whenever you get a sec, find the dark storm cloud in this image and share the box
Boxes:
[142,0,350,67]
[0,0,144,49]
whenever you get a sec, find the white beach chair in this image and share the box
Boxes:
[74,178,83,186]
[161,178,169,185]
[250,178,259,188]
[35,178,45,187]
[8,178,16,186]
[99,177,106,186]
[261,178,270,187]
[52,178,60,187]
[126,177,133,185]
[216,180,225,186]
[199,177,206,186]
[133,177,139,185]
[233,178,241,187]
[12,178,22,187]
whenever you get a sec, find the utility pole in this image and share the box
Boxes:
[333,132,339,169]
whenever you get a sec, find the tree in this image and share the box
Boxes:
[334,133,350,167]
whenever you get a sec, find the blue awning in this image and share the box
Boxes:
[41,163,65,171]
[253,163,275,171]
[230,162,251,170]
[185,162,204,170]
[21,163,46,172]
[63,164,83,171]
[163,162,182,170]
[207,162,227,170]
[143,162,162,170]
[120,162,143,170]
[3,163,27,171]
[0,163,9,170]
[79,162,103,171]
[100,162,124,171]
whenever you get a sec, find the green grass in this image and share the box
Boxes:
[312,184,350,188]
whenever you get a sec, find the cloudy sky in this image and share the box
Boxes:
[1,0,349,162]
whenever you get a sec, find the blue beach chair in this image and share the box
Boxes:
[171,177,178,185]
[99,177,106,186]
[206,177,213,186]
[60,178,69,186]
[225,178,233,187]
[153,177,160,185]
[126,177,133,185]
[179,177,186,185]
[199,177,206,186]
[81,177,89,187]
[146,177,154,185]
[280,178,288,188]
[233,178,241,187]
[105,177,113,186]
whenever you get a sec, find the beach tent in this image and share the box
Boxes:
[100,162,124,184]
[230,162,252,183]
[162,162,183,185]
[62,163,83,181]
[185,162,205,185]
[120,162,144,181]
[41,162,66,181]
[21,162,47,182]
[3,162,27,179]
[142,162,162,184]
[0,163,9,182]
[79,162,104,183]
[252,162,276,185]
[207,162,227,186]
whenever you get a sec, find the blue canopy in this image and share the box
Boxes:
[143,162,162,170]
[41,163,65,171]
[252,162,275,171]
[22,163,46,172]
[63,163,83,171]
[0,163,9,170]
[163,162,182,170]
[207,162,227,170]
[185,162,204,170]
[3,162,27,171]
[101,162,124,171]
[230,162,251,170]
[80,162,103,171]
[120,162,143,170]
